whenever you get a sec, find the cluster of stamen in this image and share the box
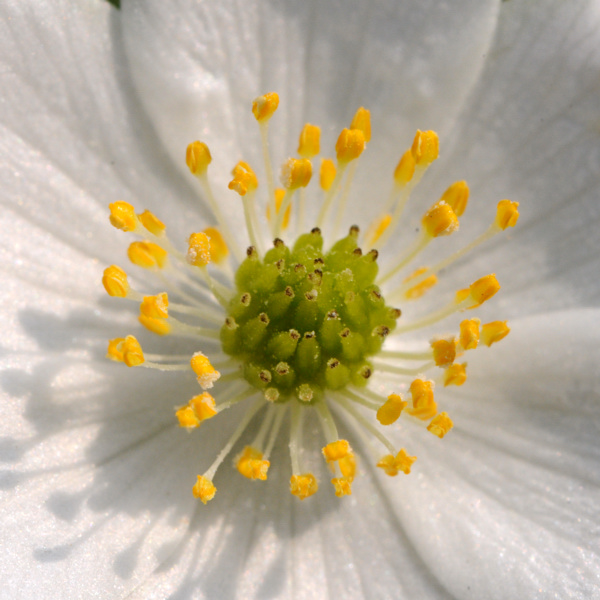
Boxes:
[102,92,519,504]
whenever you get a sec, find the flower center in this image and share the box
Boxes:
[102,92,519,504]
[222,227,398,404]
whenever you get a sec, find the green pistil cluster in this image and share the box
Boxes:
[221,226,401,403]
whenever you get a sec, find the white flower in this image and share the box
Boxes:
[1,0,600,598]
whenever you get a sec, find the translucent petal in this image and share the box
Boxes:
[384,309,600,599]
[121,0,499,224]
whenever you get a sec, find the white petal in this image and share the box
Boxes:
[384,309,600,599]
[0,0,205,258]
[121,0,499,215]
[418,0,600,316]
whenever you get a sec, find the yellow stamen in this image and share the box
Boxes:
[109,201,137,232]
[422,201,459,238]
[393,149,416,185]
[252,92,279,122]
[280,158,313,190]
[431,338,457,368]
[350,107,371,142]
[406,378,437,420]
[322,439,351,463]
[297,123,321,158]
[481,321,510,346]
[202,227,229,264]
[140,292,169,319]
[190,351,221,389]
[290,473,318,500]
[186,141,212,175]
[102,265,129,298]
[427,412,454,438]
[106,337,125,362]
[192,475,216,504]
[339,453,357,481]
[377,449,416,476]
[138,209,166,236]
[331,477,352,497]
[366,214,392,247]
[376,393,407,426]
[444,362,467,386]
[402,267,438,300]
[468,274,501,308]
[495,200,520,230]
[107,335,144,367]
[236,446,270,480]
[128,241,168,269]
[335,128,365,164]
[138,315,171,336]
[266,188,291,229]
[176,392,217,429]
[459,318,480,350]
[411,129,439,166]
[229,161,259,196]
[440,180,469,217]
[187,232,212,267]
[320,158,336,191]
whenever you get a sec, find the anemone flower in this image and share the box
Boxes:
[1,0,599,598]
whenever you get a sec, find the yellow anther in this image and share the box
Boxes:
[322,440,351,463]
[140,292,169,319]
[350,107,371,142]
[192,475,216,504]
[138,209,166,236]
[176,392,217,429]
[252,92,279,122]
[339,452,357,481]
[422,201,459,238]
[187,232,212,267]
[186,141,212,175]
[469,274,500,307]
[106,337,125,362]
[280,157,313,190]
[190,351,221,389]
[431,338,457,368]
[393,149,416,185]
[440,180,469,217]
[128,241,168,269]
[191,392,218,421]
[236,446,270,480]
[139,315,171,336]
[102,265,129,298]
[427,412,454,438]
[495,199,520,230]
[402,266,438,300]
[297,123,321,158]
[229,161,258,196]
[407,378,437,420]
[175,406,199,429]
[444,362,467,387]
[331,477,352,497]
[376,393,408,426]
[366,214,392,246]
[108,335,144,367]
[203,227,229,264]
[320,158,337,191]
[481,321,510,346]
[335,128,365,164]
[266,188,291,229]
[290,473,318,500]
[459,318,480,350]
[377,449,417,476]
[411,129,439,166]
[109,201,137,232]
